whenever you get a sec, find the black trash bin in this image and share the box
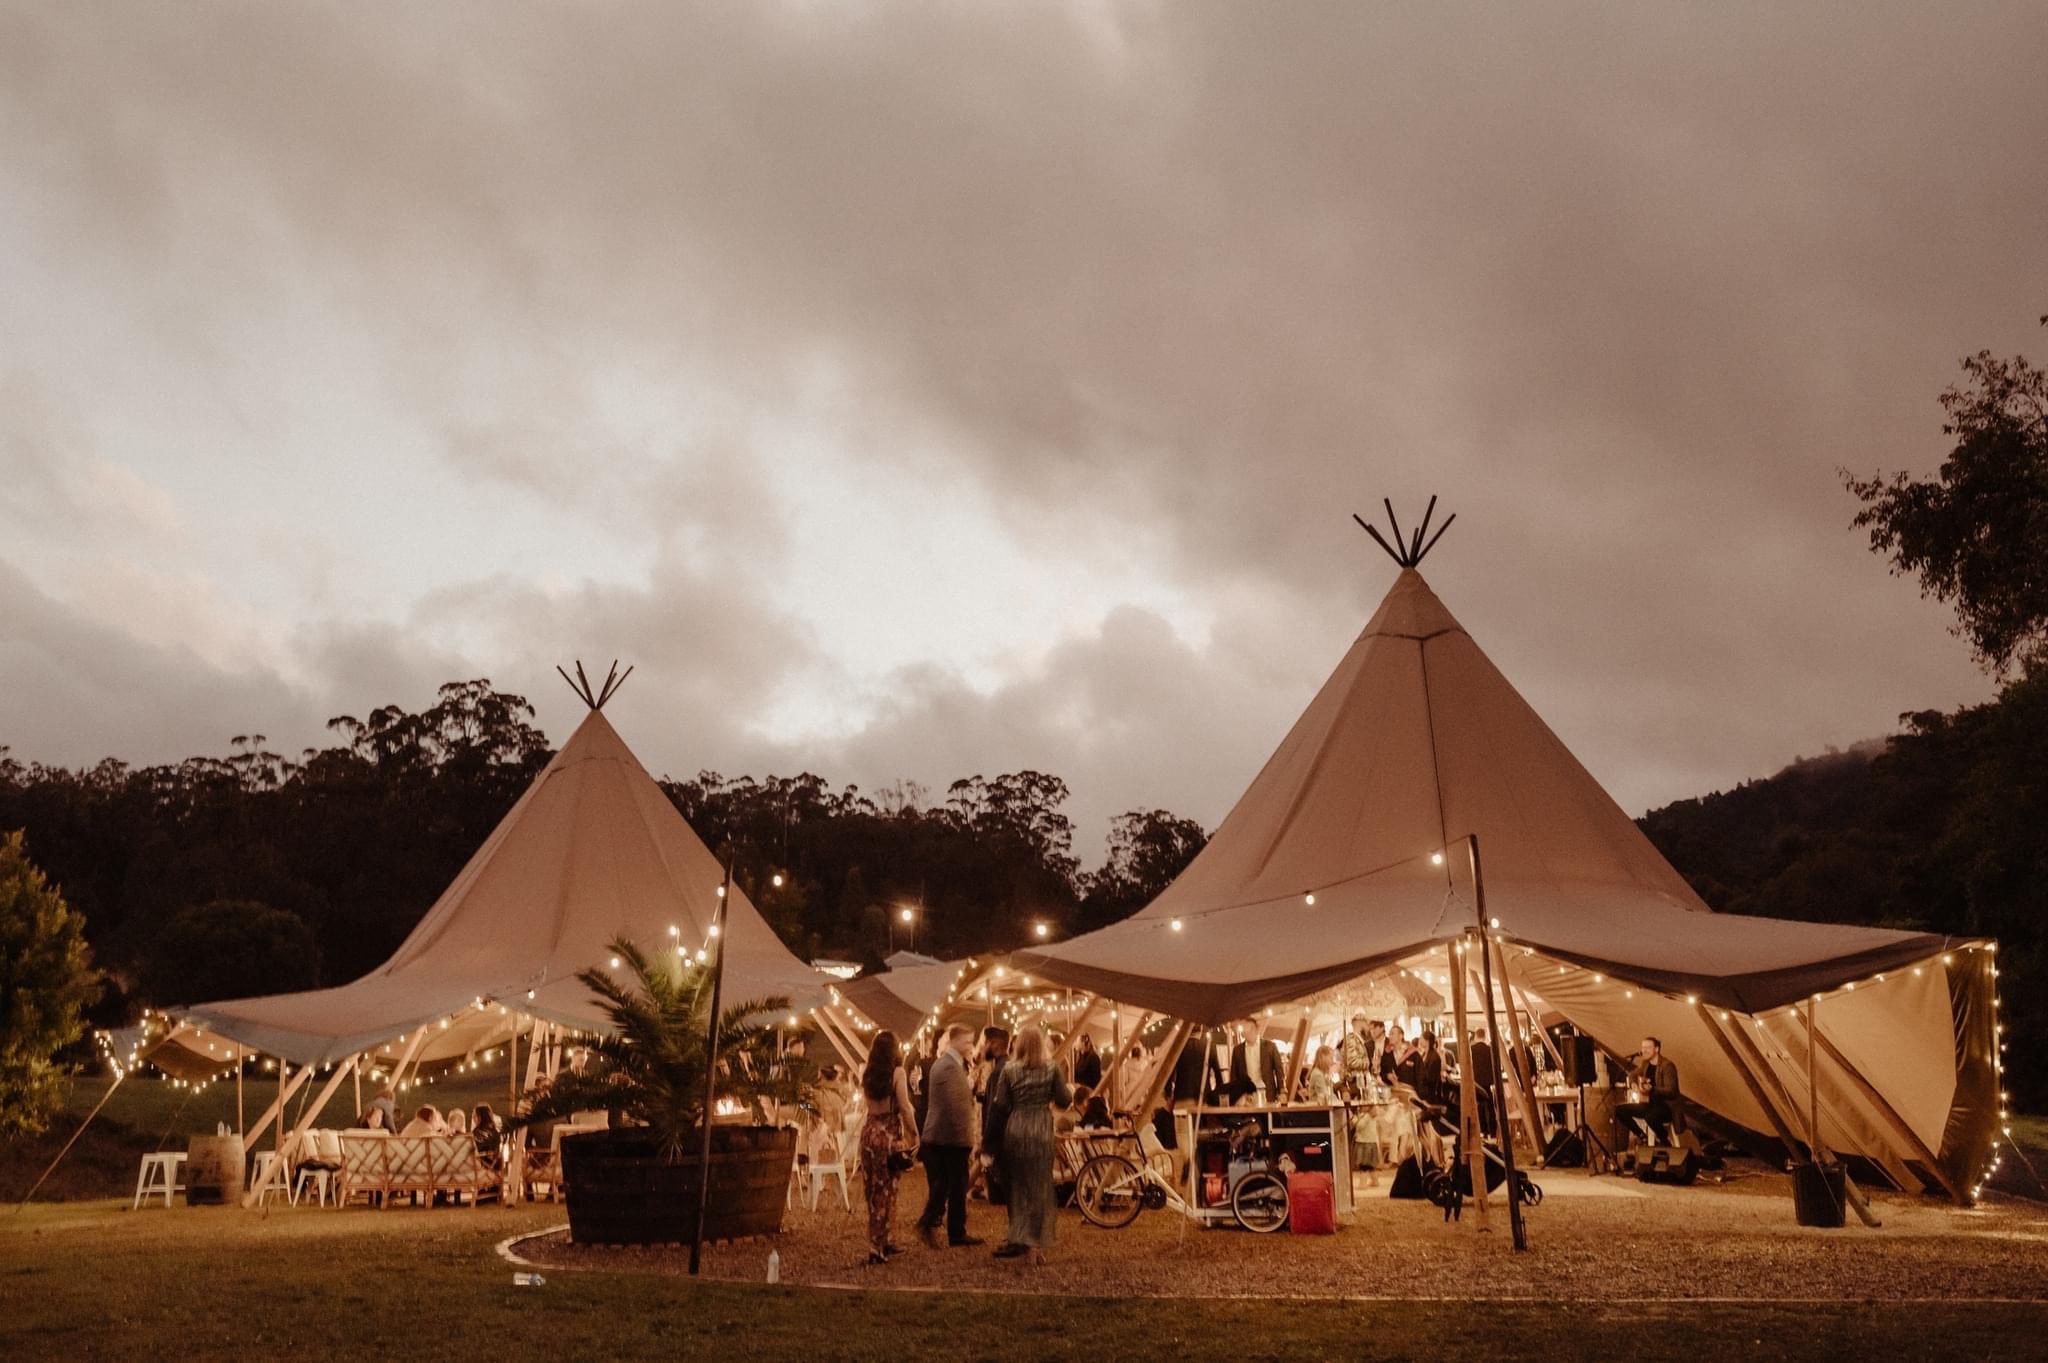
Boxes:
[1792,1161,1846,1228]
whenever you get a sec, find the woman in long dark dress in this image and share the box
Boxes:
[858,1030,917,1265]
[983,1025,1072,1264]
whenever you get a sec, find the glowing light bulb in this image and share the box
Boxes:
[709,924,721,937]
[1034,922,1050,939]
[609,956,621,968]
[1305,894,1316,906]
[1170,919,1184,932]
[1431,852,1444,866]
[772,873,785,888]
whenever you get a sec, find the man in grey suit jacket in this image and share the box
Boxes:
[916,1023,983,1249]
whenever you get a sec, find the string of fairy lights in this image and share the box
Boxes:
[96,861,2010,1207]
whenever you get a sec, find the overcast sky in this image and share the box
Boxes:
[3,3,2043,862]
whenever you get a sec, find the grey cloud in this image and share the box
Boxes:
[1,1,2038,843]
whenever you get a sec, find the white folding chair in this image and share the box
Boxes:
[804,1103,864,1211]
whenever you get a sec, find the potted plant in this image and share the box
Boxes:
[517,938,813,1245]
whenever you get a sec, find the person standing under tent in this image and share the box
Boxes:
[859,1030,917,1265]
[1226,1018,1283,1106]
[1072,1032,1103,1093]
[915,1024,983,1251]
[984,1025,1072,1264]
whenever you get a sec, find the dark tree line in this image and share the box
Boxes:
[1644,316,2048,1108]
[0,684,1208,1024]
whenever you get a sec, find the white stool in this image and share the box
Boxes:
[132,1152,185,1209]
[249,1151,293,1207]
[292,1167,334,1207]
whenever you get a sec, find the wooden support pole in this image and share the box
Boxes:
[1810,1027,1962,1203]
[385,1027,433,1103]
[15,1070,127,1208]
[237,1061,314,1179]
[1138,1019,1193,1124]
[1696,1005,1807,1157]
[235,1044,244,1139]
[1050,995,1103,1067]
[809,1010,861,1072]
[1447,940,1490,1229]
[1098,1010,1154,1117]
[817,1007,868,1073]
[287,1056,358,1148]
[1488,938,1547,1163]
[1279,1016,1311,1107]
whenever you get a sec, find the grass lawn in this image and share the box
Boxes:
[7,1076,2047,1360]
[3,1198,2046,1362]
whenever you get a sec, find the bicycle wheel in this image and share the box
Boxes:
[1231,1170,1290,1233]
[1074,1153,1145,1229]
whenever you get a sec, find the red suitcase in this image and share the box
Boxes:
[1288,1170,1335,1234]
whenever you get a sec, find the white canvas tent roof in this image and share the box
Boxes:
[1015,566,1999,1194]
[171,706,832,1068]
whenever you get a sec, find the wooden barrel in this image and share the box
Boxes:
[185,1134,245,1205]
[560,1125,796,1245]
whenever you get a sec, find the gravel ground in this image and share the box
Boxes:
[518,1164,2048,1302]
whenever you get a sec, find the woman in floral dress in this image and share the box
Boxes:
[858,1030,916,1265]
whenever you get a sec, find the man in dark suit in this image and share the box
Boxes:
[1226,1018,1286,1106]
[1612,1036,1682,1145]
[1469,1029,1498,1137]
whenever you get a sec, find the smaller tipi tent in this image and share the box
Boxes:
[173,688,831,1070]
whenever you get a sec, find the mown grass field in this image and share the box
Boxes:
[4,1198,2048,1363]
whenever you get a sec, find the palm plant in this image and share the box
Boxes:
[515,937,813,1160]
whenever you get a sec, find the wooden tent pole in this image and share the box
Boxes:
[1467,836,1526,1250]
[352,1056,362,1123]
[286,1056,358,1148]
[1695,1005,1808,1156]
[1138,1019,1193,1125]
[1806,998,1821,1166]
[1098,1011,1154,1117]
[1810,1027,1962,1202]
[690,861,735,1277]
[1487,937,1547,1166]
[14,1070,127,1209]
[1447,940,1490,1230]
[1050,995,1103,1066]
[240,1062,315,1152]
[1109,1009,1122,1111]
[1279,1017,1310,1107]
[235,1044,245,1139]
[816,1006,868,1072]
[811,1010,862,1073]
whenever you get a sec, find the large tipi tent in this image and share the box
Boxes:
[167,694,832,1080]
[1015,548,2001,1198]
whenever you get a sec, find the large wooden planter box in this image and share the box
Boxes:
[559,1125,795,1246]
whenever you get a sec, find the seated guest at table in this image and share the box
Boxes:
[357,1103,387,1131]
[1612,1036,1681,1145]
[398,1104,446,1136]
[1304,1044,1343,1106]
[1075,1082,1111,1129]
[362,1084,398,1132]
[444,1106,469,1137]
[1226,1018,1284,1106]
[471,1104,503,1160]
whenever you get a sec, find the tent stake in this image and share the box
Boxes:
[689,860,734,1277]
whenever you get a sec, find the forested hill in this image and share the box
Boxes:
[1637,670,2045,1103]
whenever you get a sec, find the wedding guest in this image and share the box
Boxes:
[915,1024,982,1250]
[984,1025,1072,1265]
[859,1030,917,1265]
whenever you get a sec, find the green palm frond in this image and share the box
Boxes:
[512,935,816,1160]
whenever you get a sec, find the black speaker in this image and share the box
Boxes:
[1544,1129,1585,1168]
[1563,1034,1597,1087]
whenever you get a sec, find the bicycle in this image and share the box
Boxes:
[1073,1117,1291,1233]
